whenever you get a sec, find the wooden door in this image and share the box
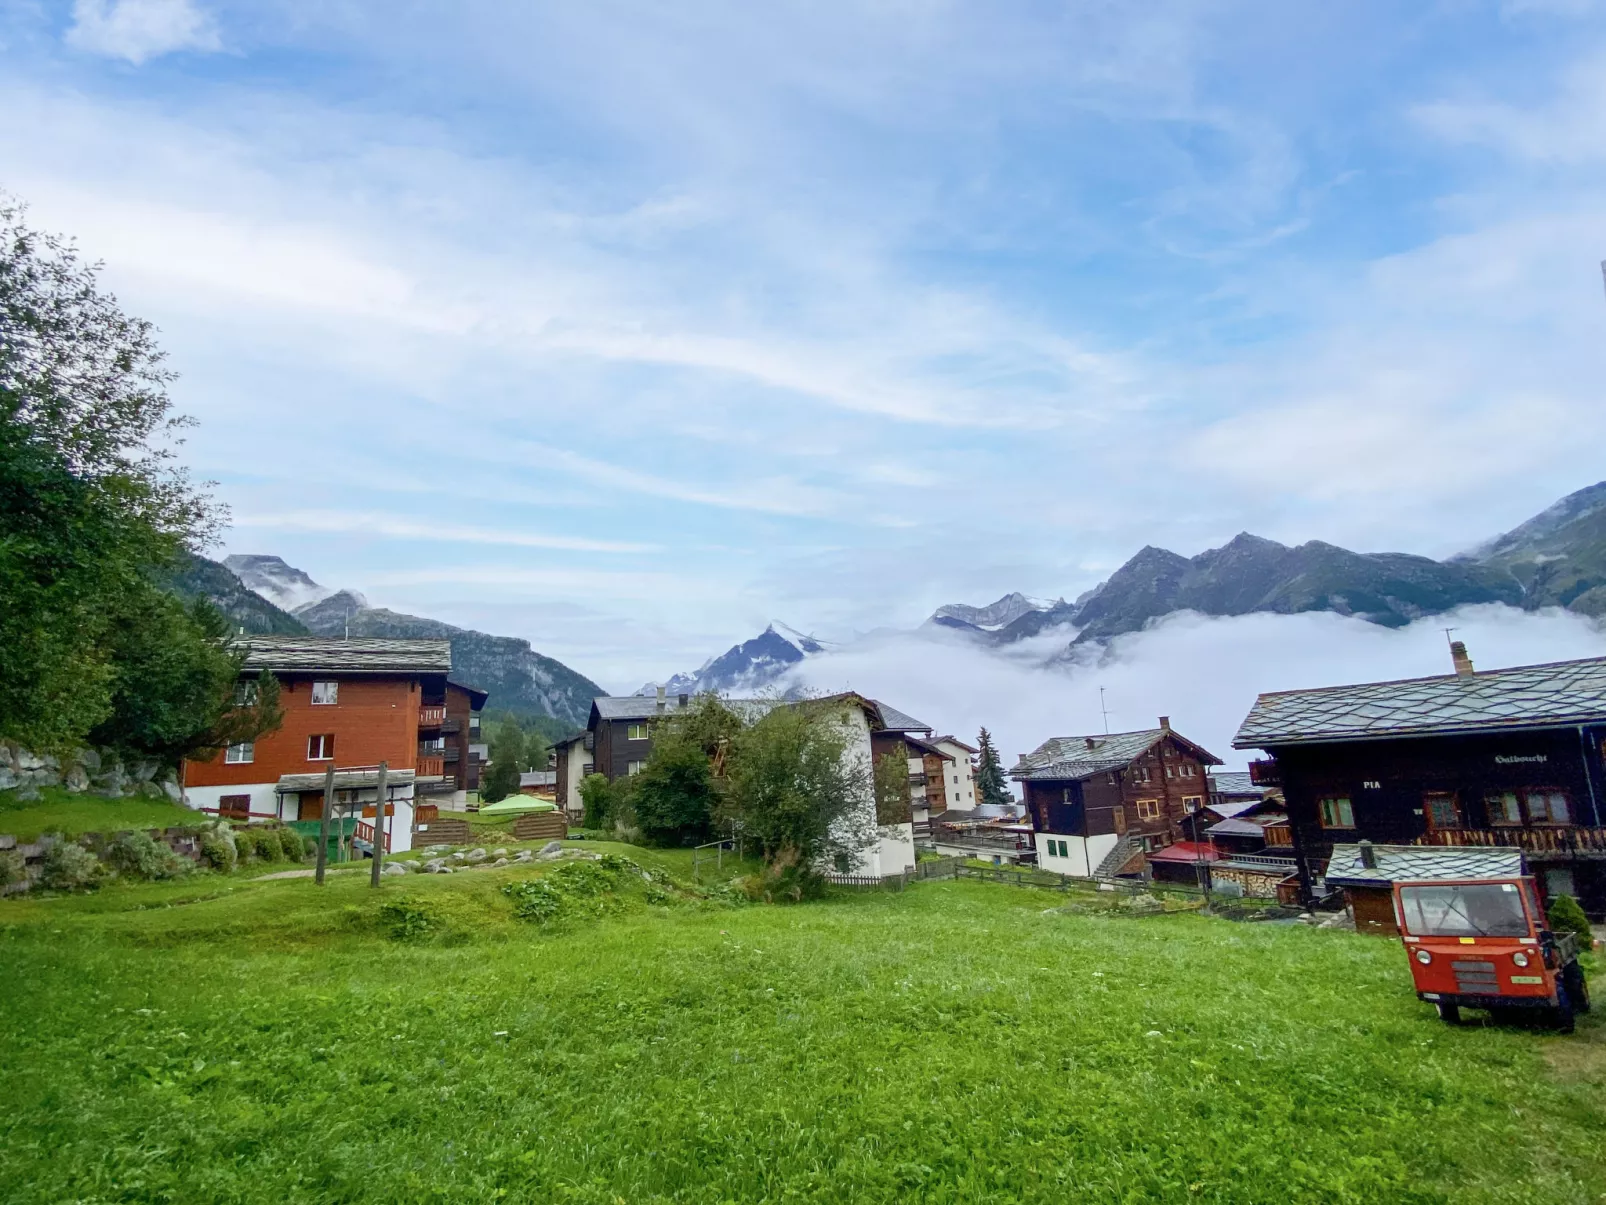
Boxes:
[1113,806,1127,837]
[298,793,324,822]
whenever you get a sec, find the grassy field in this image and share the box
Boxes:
[0,786,199,840]
[2,845,1602,1204]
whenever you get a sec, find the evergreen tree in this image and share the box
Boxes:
[974,727,1012,808]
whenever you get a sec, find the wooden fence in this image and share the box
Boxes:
[414,817,471,845]
[512,811,568,842]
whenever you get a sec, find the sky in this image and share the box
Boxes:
[3,0,1606,699]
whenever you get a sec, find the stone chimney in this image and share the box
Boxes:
[656,684,666,712]
[1158,715,1171,731]
[678,693,689,707]
[1085,736,1097,751]
[1450,641,1474,677]
[1358,839,1376,870]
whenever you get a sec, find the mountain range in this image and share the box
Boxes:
[167,557,603,728]
[648,478,1606,692]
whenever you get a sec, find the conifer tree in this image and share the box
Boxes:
[974,727,1012,808]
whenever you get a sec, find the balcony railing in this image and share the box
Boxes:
[1248,759,1280,786]
[417,757,444,777]
[443,746,460,763]
[419,705,447,727]
[440,718,461,735]
[908,773,927,787]
[1414,827,1606,856]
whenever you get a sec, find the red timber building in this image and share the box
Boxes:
[182,636,486,853]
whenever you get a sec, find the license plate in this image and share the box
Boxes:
[1511,976,1544,985]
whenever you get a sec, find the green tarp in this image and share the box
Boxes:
[476,797,558,817]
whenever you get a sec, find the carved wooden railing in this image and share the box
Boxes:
[1415,827,1606,855]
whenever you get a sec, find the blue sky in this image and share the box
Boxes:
[3,0,1605,690]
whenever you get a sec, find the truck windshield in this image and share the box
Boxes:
[1398,883,1529,938]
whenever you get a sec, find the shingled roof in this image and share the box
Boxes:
[237,636,452,675]
[1323,843,1523,889]
[1010,727,1221,782]
[1234,655,1606,749]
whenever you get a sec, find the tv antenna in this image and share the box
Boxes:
[1441,625,1458,649]
[1098,686,1112,735]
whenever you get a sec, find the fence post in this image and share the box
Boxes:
[369,761,389,888]
[314,763,335,886]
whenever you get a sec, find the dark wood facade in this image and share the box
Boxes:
[1259,725,1606,916]
[1022,731,1216,851]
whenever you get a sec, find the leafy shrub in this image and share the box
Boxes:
[38,840,101,891]
[503,879,565,924]
[378,896,443,941]
[199,830,236,872]
[105,830,187,881]
[0,849,26,888]
[232,828,279,863]
[738,845,821,904]
[1548,895,1593,945]
[276,827,304,862]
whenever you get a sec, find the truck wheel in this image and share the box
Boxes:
[1563,963,1591,1015]
[1554,982,1576,1035]
[1436,1001,1461,1025]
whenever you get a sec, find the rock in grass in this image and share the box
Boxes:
[539,841,562,855]
[492,848,508,858]
[381,861,408,876]
[490,857,509,868]
[465,848,488,864]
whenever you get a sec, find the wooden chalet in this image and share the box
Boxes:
[1234,645,1606,920]
[1010,718,1223,879]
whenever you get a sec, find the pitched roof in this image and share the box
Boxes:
[1206,799,1264,821]
[1323,843,1524,888]
[932,735,979,753]
[591,696,778,723]
[1147,841,1221,864]
[274,768,418,792]
[1205,816,1283,838]
[1009,727,1222,781]
[872,701,933,733]
[237,635,452,675]
[1234,655,1606,749]
[1207,770,1264,798]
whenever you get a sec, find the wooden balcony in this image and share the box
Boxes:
[417,756,444,777]
[419,706,447,727]
[1415,827,1606,858]
[1248,759,1280,786]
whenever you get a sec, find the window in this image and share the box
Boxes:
[1053,839,1069,858]
[469,716,481,733]
[1486,791,1523,825]
[308,734,335,761]
[225,741,254,764]
[233,681,258,706]
[1132,767,1151,784]
[1180,764,1197,778]
[1318,795,1354,828]
[1136,798,1161,822]
[1182,795,1202,813]
[1165,765,1175,779]
[626,723,651,741]
[310,681,338,706]
[1424,791,1461,830]
[1399,882,1529,938]
[1062,787,1075,803]
[1527,790,1572,825]
[626,760,647,776]
[218,794,251,820]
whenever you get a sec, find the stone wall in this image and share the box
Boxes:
[0,742,181,802]
[0,826,208,895]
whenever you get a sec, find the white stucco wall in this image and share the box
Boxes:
[182,782,280,820]
[934,739,978,811]
[1034,831,1119,878]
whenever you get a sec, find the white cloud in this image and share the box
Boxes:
[67,0,221,64]
[229,510,655,554]
[784,605,1606,786]
[1413,50,1606,165]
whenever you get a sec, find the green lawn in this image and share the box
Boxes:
[0,786,200,840]
[1,847,1602,1203]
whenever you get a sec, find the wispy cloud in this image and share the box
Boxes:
[67,0,220,64]
[232,510,655,553]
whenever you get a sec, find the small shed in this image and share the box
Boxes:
[1324,843,1525,936]
[1146,840,1221,884]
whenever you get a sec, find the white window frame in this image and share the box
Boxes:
[626,723,651,741]
[234,681,258,707]
[1183,795,1202,813]
[311,681,339,706]
[626,760,647,776]
[308,733,335,761]
[225,741,254,764]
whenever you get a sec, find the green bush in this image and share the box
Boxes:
[738,846,821,904]
[232,828,280,863]
[276,827,304,862]
[199,830,236,872]
[1548,895,1593,945]
[503,878,566,924]
[38,839,101,891]
[0,848,26,888]
[378,896,443,941]
[104,830,187,880]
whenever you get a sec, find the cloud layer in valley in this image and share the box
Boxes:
[785,606,1606,785]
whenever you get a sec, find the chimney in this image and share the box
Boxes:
[656,684,666,713]
[1085,736,1097,750]
[678,693,689,707]
[1158,715,1171,731]
[1358,839,1376,870]
[1450,641,1474,677]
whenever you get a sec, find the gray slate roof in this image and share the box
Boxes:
[1010,727,1221,781]
[275,768,418,792]
[592,696,777,722]
[1208,770,1264,798]
[238,636,453,675]
[1323,843,1524,889]
[873,702,932,733]
[1207,799,1264,820]
[1205,817,1278,838]
[519,771,557,788]
[1234,655,1606,749]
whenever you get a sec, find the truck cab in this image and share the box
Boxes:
[1393,875,1590,1031]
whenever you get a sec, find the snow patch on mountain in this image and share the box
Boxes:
[929,592,1062,633]
[638,622,832,697]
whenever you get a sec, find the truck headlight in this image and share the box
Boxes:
[1511,951,1530,968]
[1414,949,1432,965]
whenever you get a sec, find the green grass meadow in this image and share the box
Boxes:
[0,787,199,841]
[3,844,1603,1203]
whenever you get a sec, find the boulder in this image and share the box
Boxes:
[64,764,90,792]
[537,850,564,862]
[14,784,40,803]
[0,766,16,792]
[490,857,509,868]
[540,841,563,855]
[77,747,102,772]
[492,848,509,858]
[15,750,50,772]
[464,848,488,864]
[380,861,409,876]
[129,760,160,784]
[163,781,183,803]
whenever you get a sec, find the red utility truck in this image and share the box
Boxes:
[1393,876,1590,1032]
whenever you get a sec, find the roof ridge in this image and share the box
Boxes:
[1252,653,1606,702]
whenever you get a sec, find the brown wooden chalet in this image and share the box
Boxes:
[1009,718,1222,879]
[1234,645,1606,919]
